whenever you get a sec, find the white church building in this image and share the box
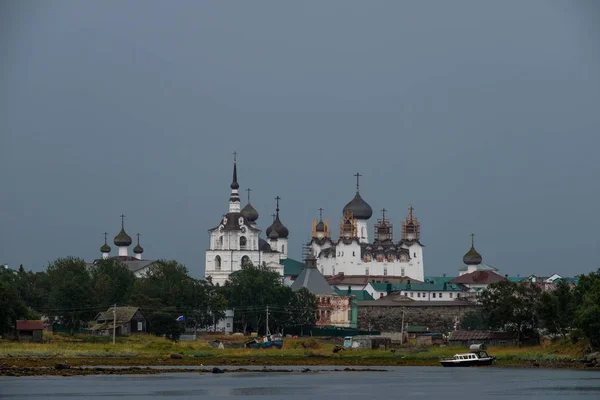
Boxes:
[309,174,425,282]
[204,156,287,286]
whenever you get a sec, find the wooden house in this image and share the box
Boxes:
[90,306,146,336]
[16,320,44,342]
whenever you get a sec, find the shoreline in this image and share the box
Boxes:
[1,356,595,376]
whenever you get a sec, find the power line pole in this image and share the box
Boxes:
[265,305,269,336]
[112,303,116,345]
[400,307,405,346]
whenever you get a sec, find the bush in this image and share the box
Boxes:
[300,338,321,349]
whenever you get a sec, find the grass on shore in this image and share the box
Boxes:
[0,333,584,364]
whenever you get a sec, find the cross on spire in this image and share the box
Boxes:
[354,172,362,191]
[271,213,276,221]
[318,207,324,220]
[470,233,475,247]
[103,232,108,244]
[408,204,414,219]
[246,188,252,203]
[120,214,125,229]
[136,233,141,245]
[233,151,237,163]
[381,208,387,221]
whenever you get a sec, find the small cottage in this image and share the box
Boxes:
[16,320,44,342]
[90,306,146,336]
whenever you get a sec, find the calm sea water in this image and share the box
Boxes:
[1,366,599,399]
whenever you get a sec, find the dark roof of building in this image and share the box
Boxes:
[334,288,374,300]
[449,330,516,341]
[343,191,373,220]
[259,238,276,253]
[449,270,507,285]
[16,320,44,330]
[463,246,483,265]
[91,307,144,331]
[291,264,336,295]
[210,212,259,232]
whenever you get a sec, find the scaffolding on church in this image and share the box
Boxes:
[401,205,421,240]
[339,211,357,238]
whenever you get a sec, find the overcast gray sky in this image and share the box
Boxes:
[1,0,599,278]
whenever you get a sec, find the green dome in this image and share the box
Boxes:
[241,203,259,222]
[100,243,111,253]
[133,244,144,254]
[463,246,483,265]
[268,229,279,240]
[114,228,132,247]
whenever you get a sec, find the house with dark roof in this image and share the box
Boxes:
[90,306,146,336]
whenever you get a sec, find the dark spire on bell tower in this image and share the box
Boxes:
[228,152,241,211]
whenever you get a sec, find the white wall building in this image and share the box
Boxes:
[309,175,425,282]
[204,157,285,286]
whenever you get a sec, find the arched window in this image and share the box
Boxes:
[361,227,365,237]
[240,236,247,249]
[241,255,250,267]
[281,244,285,254]
[332,267,336,275]
[384,267,387,276]
[215,256,221,271]
[217,236,223,249]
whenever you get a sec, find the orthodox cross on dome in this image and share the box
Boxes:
[318,207,324,220]
[103,232,108,244]
[408,204,414,219]
[136,233,141,245]
[381,208,387,222]
[470,233,475,247]
[354,172,362,192]
[271,213,276,221]
[120,214,126,228]
[246,188,252,203]
[233,151,237,163]
[275,196,281,214]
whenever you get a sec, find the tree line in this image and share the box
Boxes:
[0,258,317,340]
[460,269,600,349]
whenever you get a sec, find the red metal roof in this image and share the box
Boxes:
[16,320,44,330]
[449,271,506,285]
